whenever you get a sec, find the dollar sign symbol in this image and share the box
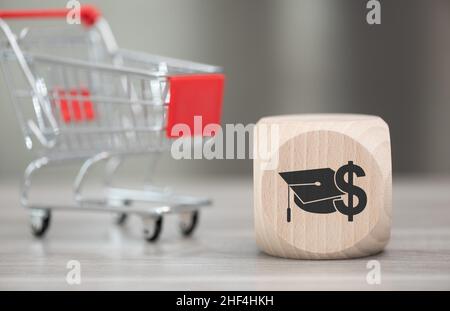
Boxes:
[334,161,367,221]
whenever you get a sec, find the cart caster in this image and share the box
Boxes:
[113,200,131,226]
[143,216,163,242]
[30,209,51,238]
[179,210,199,237]
[115,213,128,225]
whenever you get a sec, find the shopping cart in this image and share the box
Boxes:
[0,5,224,241]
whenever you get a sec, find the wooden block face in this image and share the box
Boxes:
[254,114,392,259]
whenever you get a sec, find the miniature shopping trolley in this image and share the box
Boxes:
[0,5,224,241]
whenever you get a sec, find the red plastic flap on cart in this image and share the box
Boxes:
[166,74,224,138]
[54,88,95,123]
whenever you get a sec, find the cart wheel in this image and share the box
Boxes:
[115,213,128,225]
[143,216,163,242]
[114,200,131,225]
[179,210,199,237]
[30,209,51,238]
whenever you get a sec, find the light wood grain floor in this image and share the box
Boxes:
[0,175,449,290]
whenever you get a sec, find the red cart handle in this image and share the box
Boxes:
[0,5,100,27]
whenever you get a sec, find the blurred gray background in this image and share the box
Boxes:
[0,0,449,178]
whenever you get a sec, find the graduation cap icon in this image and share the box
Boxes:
[279,168,344,222]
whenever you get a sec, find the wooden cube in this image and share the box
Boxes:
[253,114,392,259]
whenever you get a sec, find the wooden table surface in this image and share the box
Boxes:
[0,175,449,290]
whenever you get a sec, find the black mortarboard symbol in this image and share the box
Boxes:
[279,168,344,222]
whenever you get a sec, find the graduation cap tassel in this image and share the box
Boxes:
[287,187,291,222]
